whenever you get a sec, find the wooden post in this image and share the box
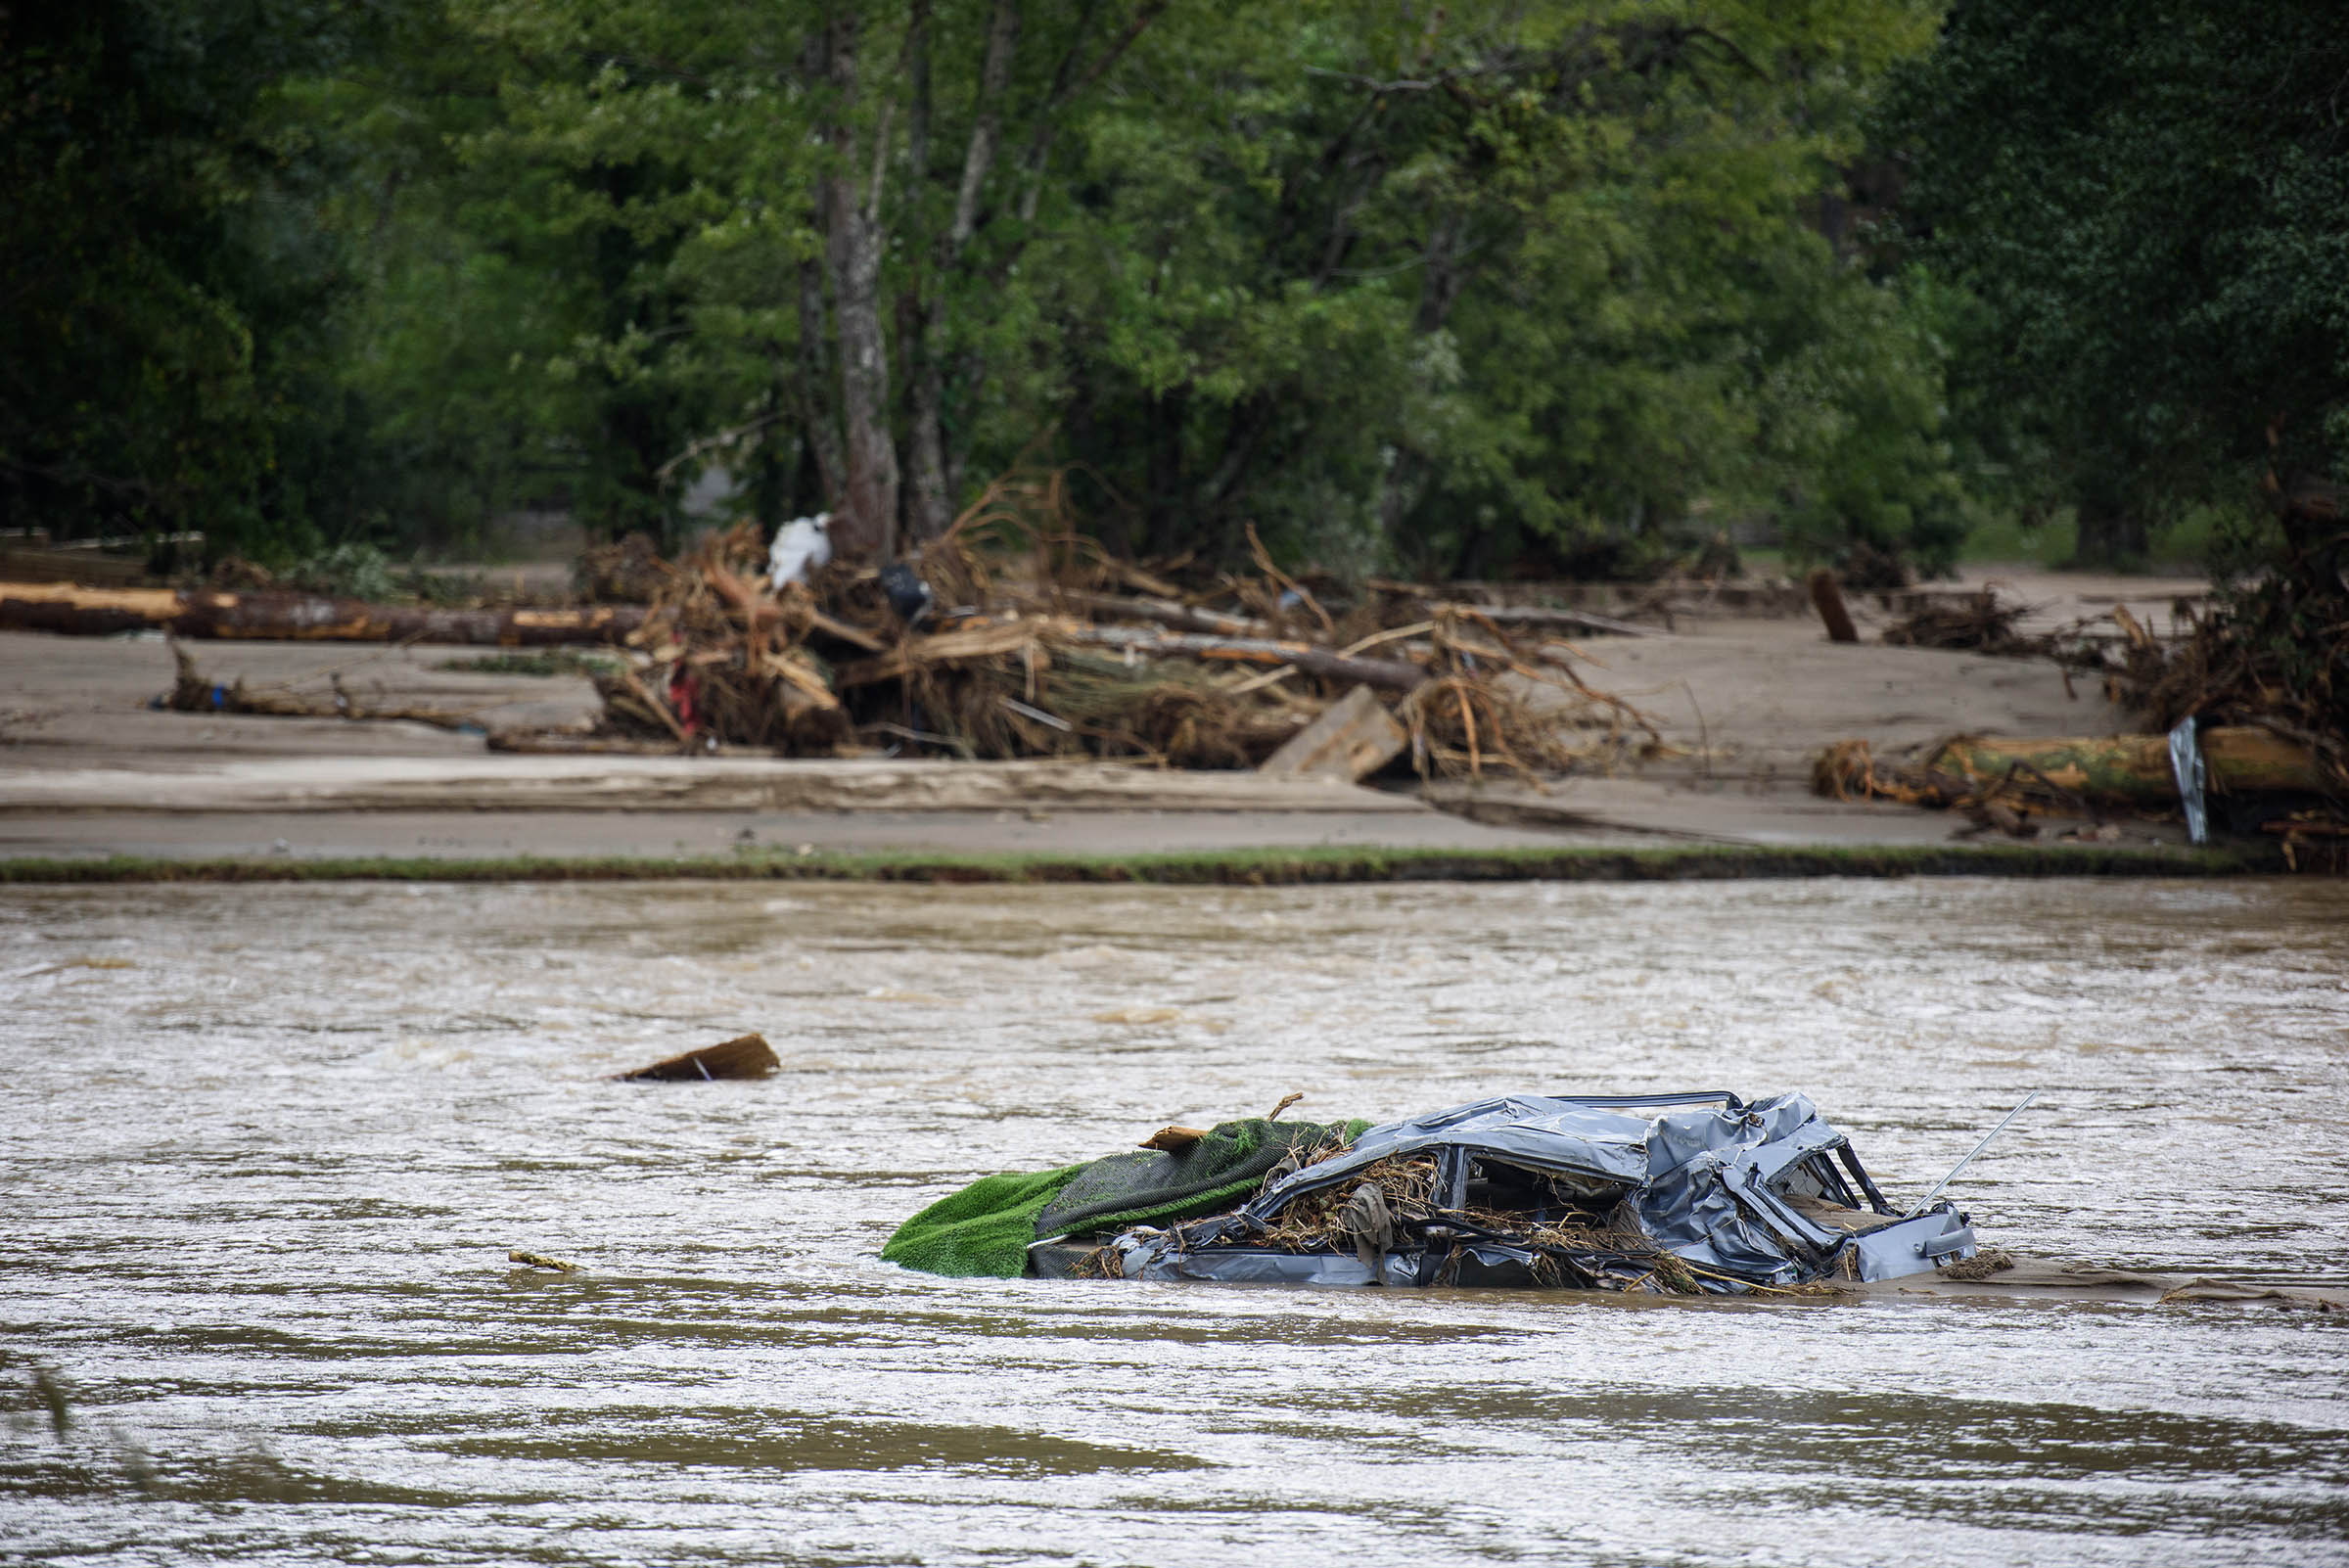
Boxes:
[1807,568,1859,643]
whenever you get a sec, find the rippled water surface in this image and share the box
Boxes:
[5,877,2347,1565]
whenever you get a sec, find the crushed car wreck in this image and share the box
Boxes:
[884,1091,1982,1294]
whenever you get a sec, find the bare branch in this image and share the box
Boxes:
[1015,0,1171,221]
[950,0,1022,252]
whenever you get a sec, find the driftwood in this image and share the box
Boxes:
[507,1250,582,1272]
[1817,727,2325,813]
[163,645,482,730]
[1932,729,2324,803]
[1063,591,1267,638]
[1882,590,2035,653]
[613,1033,780,1083]
[1364,581,1670,637]
[551,487,1651,776]
[1257,683,1407,781]
[1067,625,1428,692]
[1458,604,1669,638]
[0,580,644,646]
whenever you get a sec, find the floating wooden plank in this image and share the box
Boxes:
[1257,683,1407,781]
[0,580,645,646]
[612,1032,780,1082]
[507,1250,582,1272]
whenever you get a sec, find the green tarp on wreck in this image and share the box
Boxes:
[883,1117,1365,1278]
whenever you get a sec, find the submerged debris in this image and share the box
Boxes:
[613,1033,780,1083]
[889,1091,1987,1294]
[507,1250,582,1272]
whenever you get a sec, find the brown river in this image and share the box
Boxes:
[5,877,2347,1565]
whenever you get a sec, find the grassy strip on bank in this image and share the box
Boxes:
[0,841,2280,886]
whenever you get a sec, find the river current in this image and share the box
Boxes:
[4,877,2346,1565]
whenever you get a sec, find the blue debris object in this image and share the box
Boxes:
[1045,1091,1982,1292]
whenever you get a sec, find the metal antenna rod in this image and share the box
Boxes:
[1905,1090,2041,1219]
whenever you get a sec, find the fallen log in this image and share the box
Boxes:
[0,580,645,646]
[613,1033,780,1082]
[1930,729,2324,804]
[1370,593,1669,638]
[164,645,483,730]
[507,1250,583,1272]
[1064,591,1267,638]
[1064,625,1428,692]
[1460,604,1669,638]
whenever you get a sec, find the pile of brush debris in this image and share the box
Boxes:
[1821,552,2348,862]
[1880,588,2042,655]
[530,481,1664,781]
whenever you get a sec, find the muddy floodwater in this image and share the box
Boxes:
[5,878,2347,1565]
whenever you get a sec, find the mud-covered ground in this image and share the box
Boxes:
[0,569,2208,858]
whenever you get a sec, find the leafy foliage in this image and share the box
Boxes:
[1883,0,2349,563]
[9,0,1969,578]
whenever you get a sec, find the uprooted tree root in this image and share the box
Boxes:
[1882,590,2038,654]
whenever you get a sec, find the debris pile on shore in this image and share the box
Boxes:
[1881,589,2037,654]
[1819,548,2347,862]
[2116,539,2348,866]
[537,484,1663,781]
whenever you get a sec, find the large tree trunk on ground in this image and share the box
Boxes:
[0,581,646,645]
[1932,730,2324,803]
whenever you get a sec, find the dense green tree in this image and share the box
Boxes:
[6,0,1965,576]
[1884,0,2349,564]
[422,0,1953,572]
[0,0,382,552]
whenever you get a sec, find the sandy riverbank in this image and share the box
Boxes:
[0,567,2215,865]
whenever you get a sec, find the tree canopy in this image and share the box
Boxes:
[1884,0,2349,562]
[13,0,2336,578]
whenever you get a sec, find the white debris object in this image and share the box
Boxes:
[768,514,832,586]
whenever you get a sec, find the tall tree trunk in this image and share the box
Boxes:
[951,0,1021,251]
[1144,388,1188,557]
[905,349,953,539]
[899,0,1020,545]
[795,257,845,507]
[2070,468,2149,565]
[1378,213,1467,538]
[2071,506,2148,566]
[820,15,899,561]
